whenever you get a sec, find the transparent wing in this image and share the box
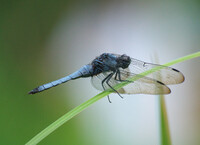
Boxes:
[128,58,185,85]
[91,72,123,92]
[91,69,171,95]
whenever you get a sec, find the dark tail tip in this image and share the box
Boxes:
[28,88,39,94]
[28,91,34,94]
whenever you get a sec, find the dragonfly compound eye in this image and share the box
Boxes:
[116,54,131,69]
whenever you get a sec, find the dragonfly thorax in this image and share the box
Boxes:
[91,53,131,75]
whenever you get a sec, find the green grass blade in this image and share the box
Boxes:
[153,56,171,145]
[25,51,200,145]
[158,95,171,145]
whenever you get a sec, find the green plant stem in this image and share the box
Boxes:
[158,95,171,145]
[153,56,171,145]
[25,51,200,145]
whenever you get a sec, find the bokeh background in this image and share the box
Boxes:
[1,0,200,145]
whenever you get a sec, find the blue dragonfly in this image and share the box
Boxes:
[29,53,184,102]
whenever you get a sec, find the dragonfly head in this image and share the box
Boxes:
[117,54,131,69]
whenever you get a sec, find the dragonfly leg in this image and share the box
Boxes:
[114,70,119,80]
[106,72,123,99]
[101,74,112,103]
[107,95,111,103]
[114,70,125,81]
[114,69,132,83]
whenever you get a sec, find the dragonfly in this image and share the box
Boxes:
[29,53,184,102]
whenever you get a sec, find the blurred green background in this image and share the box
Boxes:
[1,0,200,145]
